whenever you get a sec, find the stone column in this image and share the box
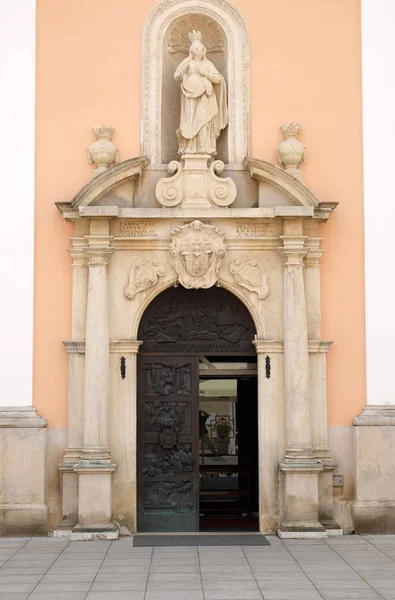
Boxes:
[57,230,89,533]
[305,236,340,532]
[253,340,285,534]
[72,219,118,540]
[278,220,324,538]
[110,341,142,534]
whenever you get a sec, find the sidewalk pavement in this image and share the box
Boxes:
[1,534,395,600]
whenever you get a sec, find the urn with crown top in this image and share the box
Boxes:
[87,125,119,178]
[276,122,306,182]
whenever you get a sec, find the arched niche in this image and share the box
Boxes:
[141,0,250,168]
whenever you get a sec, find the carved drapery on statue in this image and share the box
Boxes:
[174,30,227,156]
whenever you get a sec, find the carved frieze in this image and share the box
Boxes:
[124,259,165,299]
[230,258,269,300]
[169,220,226,289]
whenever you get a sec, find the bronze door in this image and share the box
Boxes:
[137,355,199,532]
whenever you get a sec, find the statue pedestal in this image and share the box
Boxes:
[155,154,237,209]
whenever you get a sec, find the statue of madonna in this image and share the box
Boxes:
[174,30,227,156]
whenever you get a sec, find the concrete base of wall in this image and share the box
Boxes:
[0,407,47,536]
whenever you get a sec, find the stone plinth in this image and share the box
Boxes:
[0,408,47,536]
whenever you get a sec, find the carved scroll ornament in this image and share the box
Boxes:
[230,258,269,300]
[169,220,226,289]
[124,259,165,299]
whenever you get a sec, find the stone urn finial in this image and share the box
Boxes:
[87,125,119,178]
[276,122,306,182]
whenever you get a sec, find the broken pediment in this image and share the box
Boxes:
[56,156,336,221]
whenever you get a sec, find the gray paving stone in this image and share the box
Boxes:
[203,590,262,600]
[146,580,203,590]
[32,582,92,592]
[261,592,322,600]
[150,564,200,573]
[145,592,203,600]
[148,572,202,581]
[257,580,317,590]
[95,573,148,583]
[201,572,256,581]
[0,567,46,575]
[28,594,87,600]
[87,593,145,600]
[318,590,382,599]
[0,574,42,583]
[0,583,37,593]
[89,580,147,591]
[42,573,95,583]
[48,566,99,575]
[99,565,149,574]
[0,595,30,600]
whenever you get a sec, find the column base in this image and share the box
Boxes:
[277,522,327,539]
[279,459,323,538]
[320,519,343,536]
[71,522,119,541]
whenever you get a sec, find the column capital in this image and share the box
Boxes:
[85,247,114,267]
[305,237,325,267]
[253,339,284,353]
[110,340,143,354]
[279,235,308,266]
[63,340,86,354]
[68,237,89,267]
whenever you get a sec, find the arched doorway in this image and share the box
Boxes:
[137,286,258,532]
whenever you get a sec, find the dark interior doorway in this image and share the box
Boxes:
[137,286,258,532]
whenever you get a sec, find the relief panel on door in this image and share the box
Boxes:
[137,357,199,532]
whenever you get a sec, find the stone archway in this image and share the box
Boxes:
[136,285,257,532]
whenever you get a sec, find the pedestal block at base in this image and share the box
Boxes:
[72,462,119,540]
[318,466,342,534]
[0,408,48,536]
[57,466,79,529]
[71,522,119,541]
[278,461,327,538]
[353,406,395,533]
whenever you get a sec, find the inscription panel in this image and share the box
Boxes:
[119,221,159,238]
[236,221,275,237]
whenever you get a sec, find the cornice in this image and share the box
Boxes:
[110,341,143,353]
[0,407,47,429]
[353,405,395,426]
[63,341,144,354]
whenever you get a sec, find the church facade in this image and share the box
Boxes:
[1,0,394,538]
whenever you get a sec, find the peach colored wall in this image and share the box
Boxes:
[35,0,364,427]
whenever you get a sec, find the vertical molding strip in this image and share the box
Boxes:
[0,1,36,406]
[362,0,395,405]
